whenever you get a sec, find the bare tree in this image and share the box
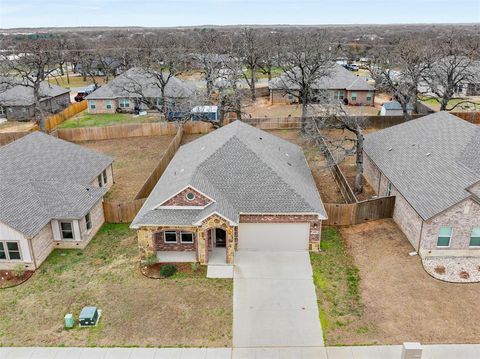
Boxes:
[0,39,60,131]
[235,28,262,101]
[257,32,282,81]
[276,31,337,133]
[423,32,479,111]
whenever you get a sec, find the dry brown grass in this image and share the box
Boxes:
[0,224,232,347]
[338,219,480,345]
[79,136,174,201]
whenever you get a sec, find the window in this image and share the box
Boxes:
[0,241,21,260]
[334,90,344,100]
[386,182,392,196]
[97,174,103,187]
[181,232,194,243]
[351,92,357,101]
[287,93,293,100]
[85,213,92,231]
[470,227,480,247]
[164,231,177,243]
[0,106,5,115]
[102,169,107,185]
[106,100,112,110]
[366,91,373,101]
[60,222,74,240]
[119,98,130,108]
[185,192,196,201]
[90,101,96,110]
[437,227,452,247]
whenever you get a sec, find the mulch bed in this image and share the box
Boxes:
[141,262,206,279]
[0,270,34,289]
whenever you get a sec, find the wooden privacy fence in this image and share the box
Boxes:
[324,196,396,226]
[134,125,184,200]
[45,101,87,132]
[103,199,146,224]
[451,111,480,124]
[0,131,33,146]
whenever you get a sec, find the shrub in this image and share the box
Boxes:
[143,254,157,267]
[190,262,199,272]
[160,264,177,278]
[434,266,446,274]
[12,264,25,278]
[459,271,470,279]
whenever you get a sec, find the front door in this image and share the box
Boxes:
[215,228,226,248]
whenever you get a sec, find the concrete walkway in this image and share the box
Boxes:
[3,345,480,358]
[233,250,323,348]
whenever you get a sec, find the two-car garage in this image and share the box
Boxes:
[237,223,310,251]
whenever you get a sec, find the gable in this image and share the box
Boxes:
[160,186,213,208]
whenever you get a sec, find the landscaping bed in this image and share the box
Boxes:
[58,110,164,129]
[0,269,34,289]
[0,224,232,347]
[142,262,206,279]
[79,135,174,201]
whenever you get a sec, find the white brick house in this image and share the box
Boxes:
[363,112,480,258]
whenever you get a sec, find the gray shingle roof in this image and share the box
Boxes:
[0,82,69,107]
[132,121,326,228]
[0,132,112,236]
[86,67,195,100]
[269,63,375,91]
[382,101,413,110]
[364,112,480,220]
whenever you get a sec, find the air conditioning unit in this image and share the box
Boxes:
[79,306,100,327]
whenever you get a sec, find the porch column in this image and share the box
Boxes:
[137,229,154,261]
[197,229,208,264]
[226,227,235,264]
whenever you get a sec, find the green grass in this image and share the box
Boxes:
[420,96,480,111]
[48,75,110,89]
[242,66,284,80]
[310,227,364,345]
[58,110,162,129]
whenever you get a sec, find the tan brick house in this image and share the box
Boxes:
[269,63,375,106]
[131,121,326,265]
[0,132,113,270]
[363,112,480,258]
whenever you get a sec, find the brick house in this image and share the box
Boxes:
[363,112,480,258]
[131,121,327,265]
[269,63,375,106]
[0,132,113,271]
[85,67,195,114]
[0,82,70,120]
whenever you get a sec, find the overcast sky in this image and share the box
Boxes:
[0,0,479,28]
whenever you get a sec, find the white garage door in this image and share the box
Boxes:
[238,223,310,251]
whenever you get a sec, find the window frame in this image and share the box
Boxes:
[366,91,373,101]
[185,192,196,201]
[119,98,130,108]
[105,100,112,110]
[386,182,392,196]
[85,212,92,231]
[180,232,194,244]
[97,174,103,187]
[164,231,177,244]
[0,241,22,261]
[102,169,107,185]
[437,226,453,248]
[60,221,75,240]
[469,227,480,247]
[351,91,357,101]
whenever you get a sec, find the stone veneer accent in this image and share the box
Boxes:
[198,214,236,264]
[239,214,321,251]
[162,187,212,207]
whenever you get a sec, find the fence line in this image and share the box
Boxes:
[324,196,396,226]
[45,101,87,132]
[451,111,480,124]
[134,125,184,200]
[0,130,36,146]
[103,199,146,223]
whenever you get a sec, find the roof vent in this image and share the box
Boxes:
[285,153,289,157]
[287,162,292,166]
[259,137,263,140]
[180,168,185,173]
[388,147,393,151]
[426,152,431,157]
[201,146,205,150]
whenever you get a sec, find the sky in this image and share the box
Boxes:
[0,0,479,28]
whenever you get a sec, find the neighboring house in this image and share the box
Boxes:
[269,63,375,106]
[85,67,196,114]
[131,121,326,265]
[74,57,126,77]
[363,112,480,258]
[0,132,113,271]
[0,82,70,120]
[380,101,414,116]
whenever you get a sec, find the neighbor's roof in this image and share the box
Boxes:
[364,112,480,220]
[0,82,69,107]
[86,67,196,100]
[269,63,375,91]
[132,121,326,228]
[0,132,112,237]
[382,101,414,110]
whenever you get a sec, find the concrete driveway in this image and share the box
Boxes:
[233,251,324,348]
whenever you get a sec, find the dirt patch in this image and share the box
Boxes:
[79,136,174,201]
[0,270,34,289]
[0,121,37,133]
[337,219,480,345]
[267,130,344,203]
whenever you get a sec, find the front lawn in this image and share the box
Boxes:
[58,110,163,129]
[0,224,232,347]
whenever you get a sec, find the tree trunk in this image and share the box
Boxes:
[33,84,46,132]
[250,68,256,101]
[66,63,70,85]
[300,94,308,134]
[206,79,213,99]
[401,104,412,121]
[354,131,364,194]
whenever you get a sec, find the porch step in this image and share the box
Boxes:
[207,265,234,279]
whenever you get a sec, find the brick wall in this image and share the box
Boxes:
[87,99,118,114]
[346,90,375,106]
[239,214,321,250]
[162,187,212,207]
[152,227,197,252]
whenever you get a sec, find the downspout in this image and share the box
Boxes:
[27,237,38,269]
[417,220,424,254]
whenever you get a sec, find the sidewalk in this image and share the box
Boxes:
[2,345,480,359]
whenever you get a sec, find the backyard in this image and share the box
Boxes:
[420,96,480,112]
[79,135,174,201]
[314,220,480,345]
[0,224,232,347]
[58,110,164,129]
[48,75,111,89]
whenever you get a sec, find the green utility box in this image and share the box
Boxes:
[79,306,99,327]
[64,313,74,329]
